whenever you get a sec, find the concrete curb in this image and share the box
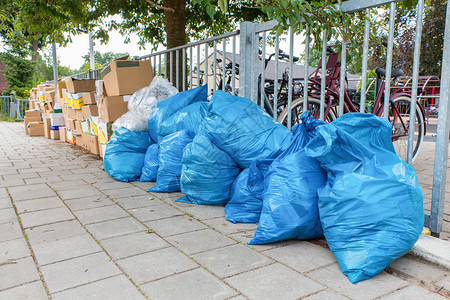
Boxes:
[411,234,450,270]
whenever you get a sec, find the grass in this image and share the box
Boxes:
[0,115,17,122]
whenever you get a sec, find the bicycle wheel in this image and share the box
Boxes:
[390,96,425,162]
[277,98,337,127]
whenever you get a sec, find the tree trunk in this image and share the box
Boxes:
[30,40,39,61]
[163,0,187,90]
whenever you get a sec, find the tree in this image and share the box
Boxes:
[0,43,36,98]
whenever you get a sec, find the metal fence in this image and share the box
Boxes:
[53,0,448,237]
[0,95,29,121]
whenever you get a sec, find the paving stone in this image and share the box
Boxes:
[64,195,114,211]
[378,285,447,299]
[116,195,164,210]
[33,234,102,266]
[20,167,51,174]
[228,230,297,251]
[202,217,258,235]
[0,196,12,209]
[130,204,184,222]
[263,241,336,273]
[102,186,148,199]
[48,179,90,191]
[435,276,450,292]
[20,206,75,229]
[389,255,449,284]
[15,196,65,214]
[117,247,198,284]
[0,178,25,188]
[131,181,153,190]
[0,281,48,300]
[73,205,129,225]
[0,221,24,243]
[149,191,183,202]
[92,181,132,191]
[25,176,63,184]
[8,184,57,201]
[57,187,104,200]
[0,256,40,291]
[304,290,349,300]
[52,275,144,300]
[59,174,98,181]
[101,231,170,260]
[0,238,30,262]
[179,204,226,220]
[193,244,274,278]
[141,268,238,300]
[0,207,18,224]
[38,170,73,178]
[307,263,408,300]
[25,220,87,245]
[225,263,324,300]
[145,215,207,237]
[40,252,122,293]
[86,217,147,240]
[167,228,236,255]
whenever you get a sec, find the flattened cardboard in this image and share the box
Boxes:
[59,127,66,142]
[44,91,55,103]
[50,129,60,140]
[98,121,113,144]
[75,120,82,134]
[75,109,84,121]
[24,116,41,134]
[43,116,51,139]
[25,110,41,119]
[101,59,153,96]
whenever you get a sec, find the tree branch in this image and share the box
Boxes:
[144,0,175,13]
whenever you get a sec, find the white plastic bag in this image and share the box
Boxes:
[112,111,148,132]
[127,76,178,120]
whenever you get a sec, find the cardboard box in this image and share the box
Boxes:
[25,110,41,119]
[96,80,105,97]
[82,104,98,119]
[66,107,77,119]
[81,119,90,134]
[66,128,76,144]
[50,127,60,140]
[57,80,67,104]
[98,95,129,122]
[75,109,84,121]
[50,113,65,127]
[64,77,96,93]
[101,58,153,96]
[88,134,100,155]
[65,92,73,108]
[24,116,41,134]
[72,93,84,109]
[75,120,82,134]
[44,91,55,103]
[43,116,51,139]
[28,122,45,136]
[98,121,113,144]
[89,116,99,136]
[65,118,76,130]
[82,92,97,105]
[59,127,66,142]
[99,142,106,158]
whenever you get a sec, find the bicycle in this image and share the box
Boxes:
[277,47,426,162]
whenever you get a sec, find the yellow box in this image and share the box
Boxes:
[72,93,84,109]
[65,92,73,108]
[89,116,99,136]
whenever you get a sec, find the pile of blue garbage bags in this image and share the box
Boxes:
[104,78,424,284]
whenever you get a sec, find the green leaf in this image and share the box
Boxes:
[206,5,215,19]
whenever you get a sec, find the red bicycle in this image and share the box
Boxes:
[278,48,426,162]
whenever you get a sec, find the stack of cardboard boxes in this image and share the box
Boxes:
[24,57,153,159]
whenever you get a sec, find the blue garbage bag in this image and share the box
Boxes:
[305,113,424,284]
[249,113,326,244]
[203,91,292,168]
[148,130,194,192]
[104,127,152,182]
[158,101,208,140]
[148,85,207,143]
[140,144,159,182]
[225,158,274,223]
[178,134,240,206]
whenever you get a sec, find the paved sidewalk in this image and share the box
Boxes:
[0,121,449,300]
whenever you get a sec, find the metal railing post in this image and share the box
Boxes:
[10,93,16,119]
[239,22,258,101]
[429,0,450,237]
